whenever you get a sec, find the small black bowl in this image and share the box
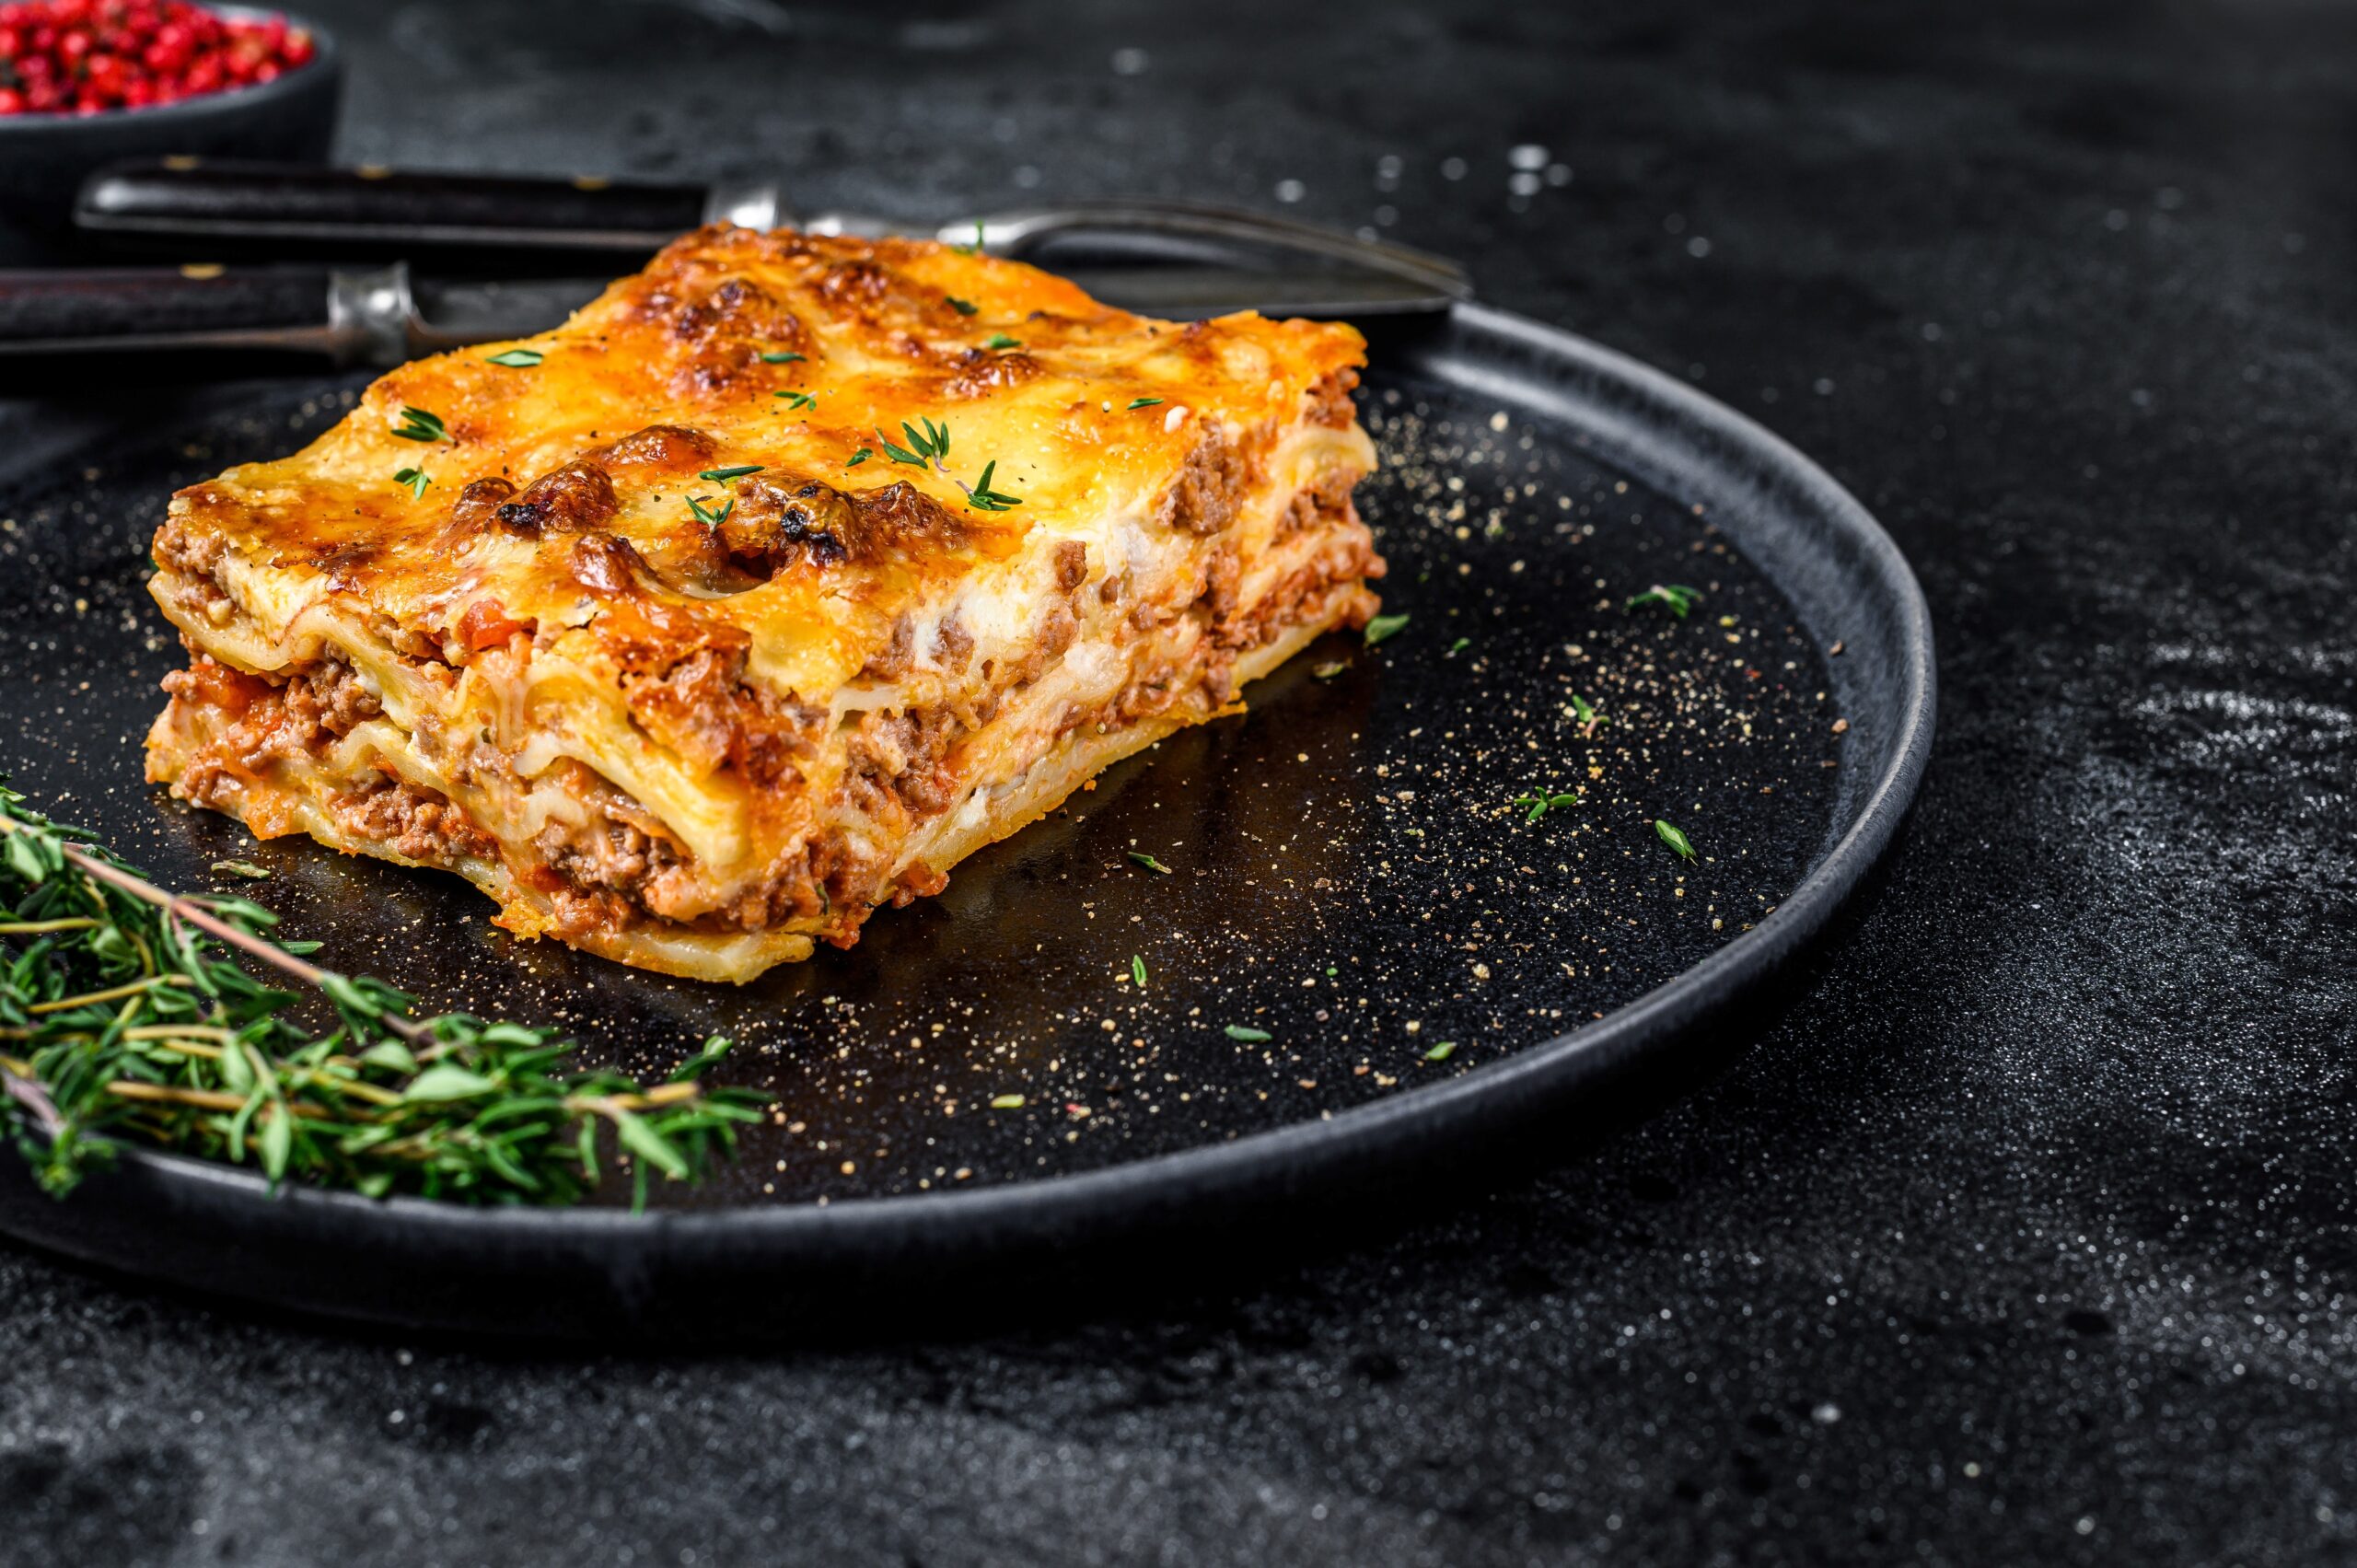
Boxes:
[0,6,342,263]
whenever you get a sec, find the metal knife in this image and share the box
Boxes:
[0,253,1457,375]
[68,157,1469,310]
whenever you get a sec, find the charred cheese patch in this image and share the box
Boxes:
[144,224,1385,981]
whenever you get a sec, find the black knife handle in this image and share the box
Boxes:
[0,266,348,360]
[77,159,719,259]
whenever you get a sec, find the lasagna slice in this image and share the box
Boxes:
[144,224,1384,981]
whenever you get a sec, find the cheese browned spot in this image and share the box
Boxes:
[143,223,1383,981]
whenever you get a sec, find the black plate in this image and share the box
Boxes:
[0,303,1932,1339]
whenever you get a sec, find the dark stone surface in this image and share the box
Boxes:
[4,0,2353,1562]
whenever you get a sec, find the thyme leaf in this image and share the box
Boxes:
[482,348,543,368]
[962,459,1024,513]
[1655,819,1697,860]
[1627,584,1702,618]
[392,467,431,500]
[389,407,447,443]
[1510,787,1582,823]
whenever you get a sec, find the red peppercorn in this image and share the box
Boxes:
[0,0,314,115]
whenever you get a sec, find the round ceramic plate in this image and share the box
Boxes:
[0,303,1932,1339]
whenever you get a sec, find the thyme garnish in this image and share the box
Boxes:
[686,494,735,529]
[845,447,873,468]
[964,460,1023,513]
[1627,584,1702,618]
[989,1092,1025,1109]
[946,295,979,316]
[0,788,761,1207]
[1654,819,1697,860]
[1126,851,1172,875]
[983,332,1020,350]
[1511,787,1581,823]
[1131,955,1148,988]
[482,348,543,368]
[698,465,762,482]
[1364,612,1410,646]
[393,467,432,500]
[874,417,1022,512]
[1422,1040,1458,1063]
[774,390,819,412]
[390,407,447,443]
[1224,1025,1271,1043]
[759,350,807,364]
[1570,691,1608,738]
[1126,397,1163,411]
[879,418,950,468]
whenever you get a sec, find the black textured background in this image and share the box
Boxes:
[6,1,2355,1562]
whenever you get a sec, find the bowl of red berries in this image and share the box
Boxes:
[0,0,339,261]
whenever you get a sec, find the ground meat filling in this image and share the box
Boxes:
[535,807,679,906]
[846,704,970,820]
[160,654,383,779]
[151,516,234,619]
[1305,366,1361,429]
[527,768,839,938]
[329,774,494,866]
[1155,424,1252,536]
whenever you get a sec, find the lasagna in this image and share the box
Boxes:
[145,224,1384,981]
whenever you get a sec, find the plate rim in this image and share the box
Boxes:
[0,299,1936,1310]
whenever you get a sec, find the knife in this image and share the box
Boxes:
[72,157,1470,304]
[0,253,1457,377]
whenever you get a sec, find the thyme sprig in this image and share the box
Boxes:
[874,416,1023,512]
[965,460,1023,513]
[0,788,761,1208]
[878,417,950,469]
